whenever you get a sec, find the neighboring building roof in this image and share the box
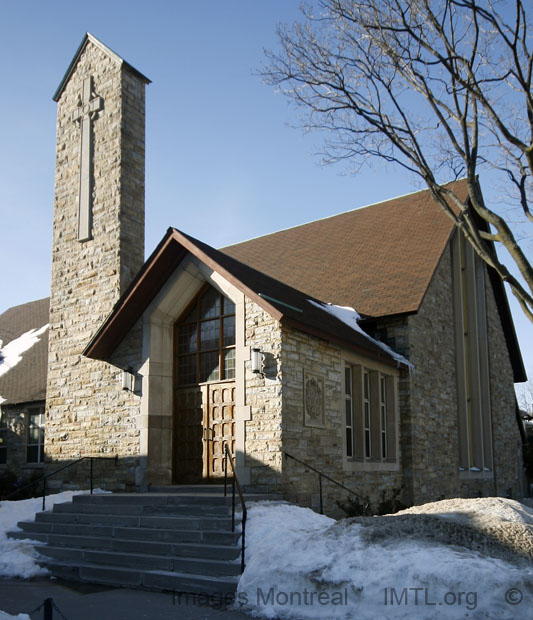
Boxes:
[0,298,50,406]
[53,32,151,102]
[223,180,470,318]
[84,229,410,369]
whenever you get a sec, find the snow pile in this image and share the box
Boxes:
[395,497,533,526]
[0,325,49,403]
[236,500,533,619]
[308,301,413,369]
[0,489,106,578]
[0,612,30,619]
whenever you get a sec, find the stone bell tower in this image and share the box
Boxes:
[45,34,150,482]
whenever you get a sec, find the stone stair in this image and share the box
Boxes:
[9,486,281,595]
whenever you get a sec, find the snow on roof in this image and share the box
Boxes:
[308,300,413,369]
[0,325,49,403]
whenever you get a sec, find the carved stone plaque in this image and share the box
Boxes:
[303,370,325,428]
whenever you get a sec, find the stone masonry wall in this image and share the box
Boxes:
[280,329,403,516]
[376,241,523,504]
[402,246,461,505]
[45,41,146,490]
[472,274,522,498]
[244,300,283,492]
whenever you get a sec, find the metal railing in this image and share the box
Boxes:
[223,444,247,572]
[284,452,364,514]
[1,455,118,510]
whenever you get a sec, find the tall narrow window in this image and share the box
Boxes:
[344,364,396,466]
[363,371,371,459]
[175,286,236,385]
[452,232,493,474]
[27,408,45,463]
[345,366,354,457]
[380,376,387,459]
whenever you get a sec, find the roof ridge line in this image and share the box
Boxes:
[222,179,467,249]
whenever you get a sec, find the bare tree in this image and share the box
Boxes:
[262,0,533,321]
[517,373,533,414]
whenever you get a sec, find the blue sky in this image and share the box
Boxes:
[0,1,530,377]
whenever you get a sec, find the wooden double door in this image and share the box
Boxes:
[174,382,235,483]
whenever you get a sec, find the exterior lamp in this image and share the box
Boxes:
[251,348,264,375]
[121,369,135,392]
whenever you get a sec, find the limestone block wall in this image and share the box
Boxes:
[280,328,403,516]
[281,328,344,511]
[402,247,461,504]
[376,242,523,504]
[469,276,522,498]
[45,40,146,490]
[244,300,283,491]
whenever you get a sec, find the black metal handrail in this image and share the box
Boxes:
[1,455,118,510]
[284,452,364,514]
[223,445,247,572]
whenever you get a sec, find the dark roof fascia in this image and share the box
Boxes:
[177,231,406,368]
[53,32,151,102]
[84,229,407,368]
[172,231,285,323]
[486,265,526,382]
[280,316,403,369]
[0,398,46,409]
[83,228,285,360]
[83,229,185,359]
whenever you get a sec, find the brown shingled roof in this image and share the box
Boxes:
[0,298,49,406]
[223,180,469,318]
[84,229,408,368]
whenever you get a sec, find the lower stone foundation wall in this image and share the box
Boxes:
[280,328,404,517]
[45,455,139,493]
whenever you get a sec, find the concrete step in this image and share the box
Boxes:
[53,501,232,517]
[35,510,238,530]
[37,545,242,576]
[38,559,239,595]
[10,530,241,561]
[7,489,276,594]
[72,492,282,506]
[149,485,226,494]
[15,522,241,545]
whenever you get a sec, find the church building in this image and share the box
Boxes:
[0,34,526,512]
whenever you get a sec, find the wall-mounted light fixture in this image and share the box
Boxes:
[251,348,264,376]
[121,368,135,392]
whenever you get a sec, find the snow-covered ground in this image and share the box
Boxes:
[1,491,532,619]
[236,499,533,620]
[0,489,105,579]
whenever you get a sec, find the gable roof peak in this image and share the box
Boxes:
[53,32,151,102]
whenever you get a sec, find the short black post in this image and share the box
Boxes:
[318,474,323,515]
[42,477,46,512]
[90,458,94,494]
[43,598,53,620]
